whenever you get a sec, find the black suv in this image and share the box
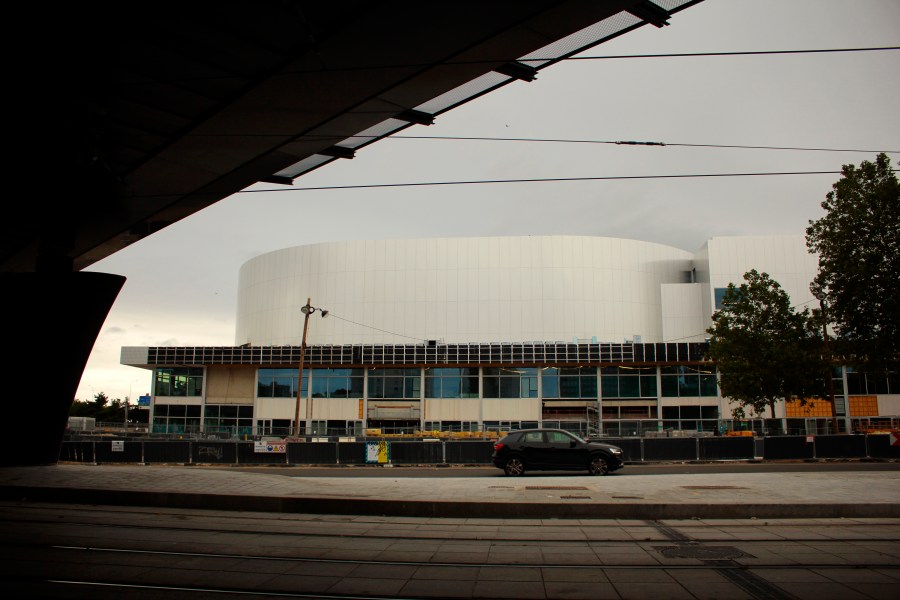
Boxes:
[491,429,625,476]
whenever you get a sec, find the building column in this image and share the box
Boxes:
[1,272,125,466]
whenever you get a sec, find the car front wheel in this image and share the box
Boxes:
[504,456,525,476]
[588,455,609,476]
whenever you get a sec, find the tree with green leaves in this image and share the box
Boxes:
[806,152,899,368]
[707,270,827,419]
[93,391,109,409]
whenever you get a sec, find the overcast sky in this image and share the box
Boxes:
[81,0,900,402]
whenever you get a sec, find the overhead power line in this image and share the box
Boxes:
[385,136,899,155]
[117,46,899,86]
[236,171,842,194]
[328,313,428,343]
[271,46,900,75]
[147,129,900,155]
[567,46,900,61]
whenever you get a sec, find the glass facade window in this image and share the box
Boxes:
[310,368,364,398]
[257,368,309,398]
[662,405,719,431]
[846,368,898,395]
[600,366,657,398]
[424,367,479,398]
[482,367,539,398]
[542,367,597,398]
[714,287,728,309]
[154,367,203,397]
[204,404,253,437]
[368,368,421,399]
[661,366,717,397]
[151,404,201,434]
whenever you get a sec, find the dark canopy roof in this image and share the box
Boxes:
[4,0,702,273]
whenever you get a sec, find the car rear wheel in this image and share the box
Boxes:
[588,455,609,476]
[504,456,525,476]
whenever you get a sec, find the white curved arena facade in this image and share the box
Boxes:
[236,236,698,347]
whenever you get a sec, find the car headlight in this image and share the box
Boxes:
[610,448,623,455]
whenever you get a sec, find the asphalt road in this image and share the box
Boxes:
[199,460,900,478]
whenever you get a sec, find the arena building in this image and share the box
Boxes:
[121,235,900,438]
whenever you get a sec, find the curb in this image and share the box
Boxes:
[3,485,899,520]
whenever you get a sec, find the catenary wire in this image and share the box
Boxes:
[161,129,900,155]
[382,136,899,154]
[121,171,848,200]
[327,313,428,343]
[237,171,843,194]
[282,45,900,74]
[117,46,900,84]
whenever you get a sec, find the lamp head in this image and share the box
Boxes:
[320,310,329,318]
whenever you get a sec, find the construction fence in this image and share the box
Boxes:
[59,433,900,466]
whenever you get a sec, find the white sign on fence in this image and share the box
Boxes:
[254,441,287,453]
[111,440,124,453]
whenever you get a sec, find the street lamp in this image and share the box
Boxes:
[293,298,329,437]
[127,379,139,432]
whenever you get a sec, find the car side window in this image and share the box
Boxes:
[523,431,544,443]
[546,431,572,444]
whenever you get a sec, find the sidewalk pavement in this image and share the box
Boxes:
[1,464,898,519]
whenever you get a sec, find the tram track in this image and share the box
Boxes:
[2,502,899,545]
[2,502,898,599]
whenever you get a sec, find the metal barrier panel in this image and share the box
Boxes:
[287,442,337,465]
[603,438,642,462]
[763,436,815,459]
[191,442,237,464]
[643,438,697,461]
[699,437,755,460]
[143,441,190,463]
[59,441,94,463]
[445,441,494,464]
[389,441,443,464]
[337,442,367,464]
[94,440,143,463]
[237,443,287,465]
[867,434,900,459]
[813,435,867,458]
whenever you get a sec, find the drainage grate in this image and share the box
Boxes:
[560,495,592,499]
[611,495,644,499]
[655,545,751,560]
[525,486,589,490]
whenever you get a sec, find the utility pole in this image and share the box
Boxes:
[292,298,329,437]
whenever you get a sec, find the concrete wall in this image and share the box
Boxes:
[206,367,255,405]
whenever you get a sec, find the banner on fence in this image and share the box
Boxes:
[254,441,287,453]
[366,441,390,464]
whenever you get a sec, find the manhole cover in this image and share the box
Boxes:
[681,486,748,490]
[489,486,514,489]
[561,495,592,499]
[612,495,644,499]
[655,546,749,559]
[526,486,589,490]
